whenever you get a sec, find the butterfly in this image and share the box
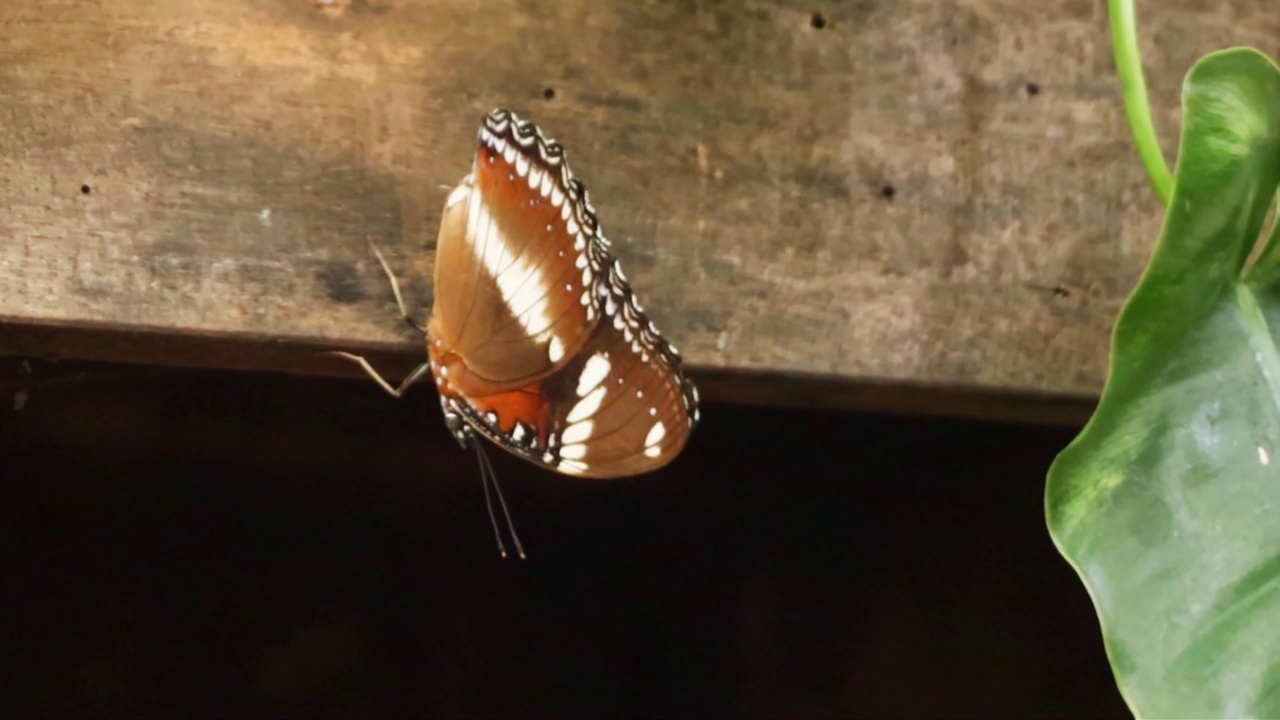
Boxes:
[331,108,700,554]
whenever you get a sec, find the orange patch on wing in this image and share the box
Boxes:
[470,383,551,443]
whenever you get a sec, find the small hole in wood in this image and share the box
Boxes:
[543,87,556,101]
[80,184,91,195]
[1025,82,1040,96]
[810,12,826,29]
[880,184,896,200]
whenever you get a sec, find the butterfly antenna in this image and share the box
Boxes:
[477,440,527,560]
[472,440,510,559]
[364,236,426,335]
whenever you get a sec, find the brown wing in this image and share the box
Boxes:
[430,109,700,479]
[437,248,701,476]
[440,267,699,479]
[429,111,604,389]
[537,282,699,478]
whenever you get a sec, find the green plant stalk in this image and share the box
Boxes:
[1110,0,1174,206]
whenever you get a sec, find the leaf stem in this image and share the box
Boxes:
[1110,0,1174,206]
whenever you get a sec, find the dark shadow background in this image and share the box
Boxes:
[0,360,1124,718]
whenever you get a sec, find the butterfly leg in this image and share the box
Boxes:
[365,236,427,335]
[325,352,432,399]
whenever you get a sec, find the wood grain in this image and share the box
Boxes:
[1,0,1274,423]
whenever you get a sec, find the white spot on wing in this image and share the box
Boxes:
[645,420,666,447]
[465,195,566,347]
[566,385,606,424]
[577,353,612,397]
[642,420,666,459]
[558,458,589,474]
[560,443,588,459]
[561,420,594,445]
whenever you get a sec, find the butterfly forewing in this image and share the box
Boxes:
[431,117,600,388]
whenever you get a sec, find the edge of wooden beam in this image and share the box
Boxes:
[0,317,1097,428]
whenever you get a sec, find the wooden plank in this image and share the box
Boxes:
[1,0,1273,421]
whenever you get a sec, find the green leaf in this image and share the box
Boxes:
[1047,48,1280,718]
